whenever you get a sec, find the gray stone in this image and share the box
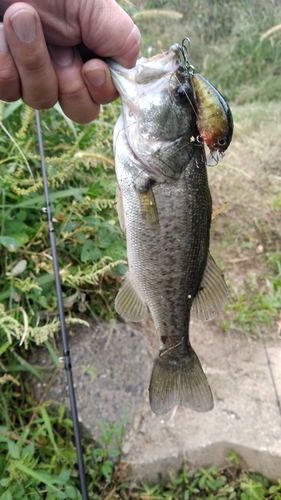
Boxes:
[32,317,281,482]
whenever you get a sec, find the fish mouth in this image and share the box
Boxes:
[147,50,170,61]
[109,43,181,86]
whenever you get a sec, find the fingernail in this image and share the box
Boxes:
[85,68,106,87]
[49,45,74,67]
[0,24,9,53]
[10,9,36,44]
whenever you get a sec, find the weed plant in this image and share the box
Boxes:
[0,100,127,347]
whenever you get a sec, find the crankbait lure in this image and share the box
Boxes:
[180,38,233,165]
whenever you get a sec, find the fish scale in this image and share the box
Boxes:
[130,167,209,347]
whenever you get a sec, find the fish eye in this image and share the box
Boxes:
[173,83,193,108]
[175,85,188,100]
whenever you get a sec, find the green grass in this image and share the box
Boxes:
[1,0,281,496]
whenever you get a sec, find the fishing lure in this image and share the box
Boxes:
[191,73,233,165]
[179,38,233,165]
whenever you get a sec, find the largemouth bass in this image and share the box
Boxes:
[110,44,229,415]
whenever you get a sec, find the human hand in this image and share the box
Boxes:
[0,0,141,122]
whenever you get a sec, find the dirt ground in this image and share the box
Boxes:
[207,101,281,338]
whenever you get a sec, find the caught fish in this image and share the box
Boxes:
[109,44,228,415]
[191,73,234,165]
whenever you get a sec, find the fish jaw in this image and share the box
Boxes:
[109,44,181,95]
[110,45,198,181]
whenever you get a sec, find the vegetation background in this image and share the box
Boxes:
[0,0,281,498]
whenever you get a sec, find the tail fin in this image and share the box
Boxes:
[149,345,213,415]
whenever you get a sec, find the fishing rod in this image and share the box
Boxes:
[35,110,89,500]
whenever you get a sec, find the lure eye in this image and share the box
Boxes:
[216,137,227,147]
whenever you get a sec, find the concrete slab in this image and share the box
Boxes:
[32,317,281,482]
[124,320,281,483]
[32,320,151,437]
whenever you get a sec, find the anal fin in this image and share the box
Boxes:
[192,252,229,321]
[115,272,148,322]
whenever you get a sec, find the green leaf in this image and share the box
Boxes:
[64,485,79,499]
[2,100,23,119]
[56,469,71,485]
[2,188,88,215]
[102,242,126,260]
[0,341,11,356]
[12,352,44,381]
[1,490,13,500]
[21,442,35,461]
[87,182,101,199]
[0,236,19,251]
[40,406,58,451]
[46,486,66,499]
[269,484,281,493]
[97,228,115,249]
[0,478,10,487]
[8,440,20,459]
[58,404,65,424]
[80,240,101,262]
[44,341,60,368]
[13,461,59,491]
[4,221,30,243]
[107,448,121,456]
[101,460,113,481]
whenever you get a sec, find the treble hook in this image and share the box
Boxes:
[180,37,195,74]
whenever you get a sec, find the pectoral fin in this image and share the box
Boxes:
[192,253,229,321]
[138,188,159,228]
[115,272,148,322]
[116,185,126,234]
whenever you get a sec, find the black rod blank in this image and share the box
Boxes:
[35,110,89,500]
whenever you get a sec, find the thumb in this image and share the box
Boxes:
[79,0,140,68]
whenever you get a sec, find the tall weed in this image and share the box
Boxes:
[122,0,281,102]
[0,101,126,348]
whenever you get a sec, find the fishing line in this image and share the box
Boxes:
[35,110,89,500]
[259,324,281,419]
